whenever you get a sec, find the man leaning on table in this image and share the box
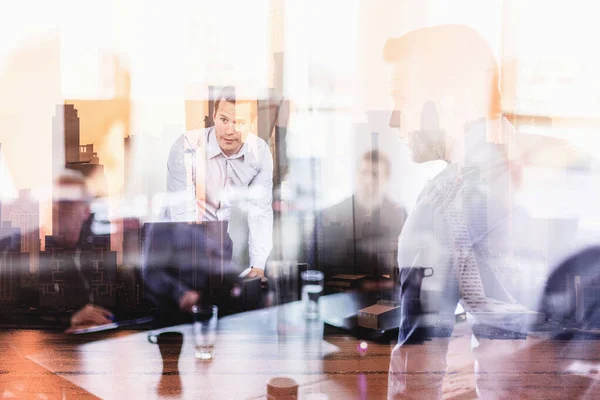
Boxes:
[152,86,274,312]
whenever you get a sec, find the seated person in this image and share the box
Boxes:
[311,150,407,283]
[28,170,113,330]
[142,220,242,326]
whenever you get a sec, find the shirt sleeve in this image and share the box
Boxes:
[397,201,457,303]
[166,133,198,222]
[247,143,274,270]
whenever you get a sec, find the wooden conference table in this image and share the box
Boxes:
[2,293,600,399]
[1,293,399,399]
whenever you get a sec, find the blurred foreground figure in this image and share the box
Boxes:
[384,25,599,398]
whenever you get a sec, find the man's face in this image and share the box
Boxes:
[357,159,388,200]
[58,201,90,225]
[388,60,447,163]
[55,201,91,243]
[213,101,255,156]
[54,183,91,240]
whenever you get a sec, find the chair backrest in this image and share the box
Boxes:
[541,246,600,328]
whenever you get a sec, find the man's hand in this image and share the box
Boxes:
[247,267,265,280]
[179,291,201,312]
[70,304,113,328]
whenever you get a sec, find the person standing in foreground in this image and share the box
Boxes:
[383,25,594,398]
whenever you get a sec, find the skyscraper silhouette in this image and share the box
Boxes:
[53,104,80,165]
[2,189,40,273]
[0,222,27,305]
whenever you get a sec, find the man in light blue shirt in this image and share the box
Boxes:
[153,87,273,312]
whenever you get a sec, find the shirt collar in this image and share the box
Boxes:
[207,127,248,159]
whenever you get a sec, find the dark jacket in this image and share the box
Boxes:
[142,221,238,321]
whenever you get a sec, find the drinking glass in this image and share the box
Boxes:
[301,270,324,320]
[267,260,299,305]
[192,305,218,360]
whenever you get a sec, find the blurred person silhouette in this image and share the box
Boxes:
[37,170,114,331]
[312,150,407,281]
[383,24,596,398]
[143,86,273,320]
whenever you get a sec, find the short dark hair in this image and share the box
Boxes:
[213,86,235,116]
[362,150,390,176]
[213,86,257,120]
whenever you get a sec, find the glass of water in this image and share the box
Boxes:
[266,260,299,306]
[301,270,324,320]
[192,305,218,360]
